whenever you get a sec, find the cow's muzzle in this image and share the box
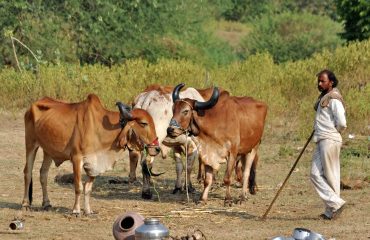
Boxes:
[167,119,185,138]
[145,138,160,156]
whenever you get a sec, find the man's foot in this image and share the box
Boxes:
[332,203,346,220]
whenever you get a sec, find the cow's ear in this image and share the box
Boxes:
[123,128,142,151]
[190,118,199,136]
[117,128,129,149]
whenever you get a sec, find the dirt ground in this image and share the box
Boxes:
[0,111,369,240]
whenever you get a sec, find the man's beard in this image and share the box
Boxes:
[318,86,327,93]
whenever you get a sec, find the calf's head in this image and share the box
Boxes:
[167,83,219,137]
[116,102,160,156]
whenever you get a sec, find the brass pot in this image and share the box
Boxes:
[112,211,145,240]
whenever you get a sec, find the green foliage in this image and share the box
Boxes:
[0,39,369,137]
[220,0,338,22]
[221,0,274,21]
[1,0,367,67]
[275,0,338,20]
[240,12,344,63]
[0,0,236,67]
[335,0,370,41]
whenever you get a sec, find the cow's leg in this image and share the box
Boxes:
[173,146,183,194]
[185,149,197,193]
[22,144,38,210]
[40,152,53,210]
[197,158,204,183]
[234,155,243,187]
[141,155,152,199]
[240,147,258,203]
[249,152,259,195]
[83,176,95,215]
[129,150,140,183]
[199,165,213,203]
[224,153,237,207]
[72,155,83,215]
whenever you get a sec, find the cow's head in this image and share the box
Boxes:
[167,83,219,138]
[116,102,160,156]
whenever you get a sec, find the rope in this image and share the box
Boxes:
[185,130,190,203]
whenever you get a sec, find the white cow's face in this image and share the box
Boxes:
[134,91,173,143]
[133,88,205,143]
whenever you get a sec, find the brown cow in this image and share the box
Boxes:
[167,84,267,206]
[22,94,160,215]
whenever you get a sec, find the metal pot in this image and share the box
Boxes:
[306,231,325,240]
[9,219,24,230]
[292,228,311,240]
[271,237,286,240]
[135,218,169,240]
[271,236,295,240]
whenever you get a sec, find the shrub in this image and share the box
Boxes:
[240,12,344,63]
[0,40,368,137]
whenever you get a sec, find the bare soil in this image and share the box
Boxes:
[0,111,369,240]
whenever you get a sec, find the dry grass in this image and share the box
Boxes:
[0,111,368,240]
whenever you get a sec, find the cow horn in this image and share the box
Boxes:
[172,83,185,103]
[116,102,133,120]
[194,87,220,110]
[142,161,165,177]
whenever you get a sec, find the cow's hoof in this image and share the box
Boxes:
[128,177,137,183]
[84,211,98,217]
[237,197,247,205]
[72,208,81,217]
[224,199,233,207]
[249,186,258,195]
[184,185,196,193]
[142,191,152,199]
[21,205,31,211]
[196,200,207,206]
[129,180,142,186]
[72,212,81,218]
[42,204,52,211]
[172,187,182,194]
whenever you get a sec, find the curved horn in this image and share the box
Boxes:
[116,102,133,120]
[142,161,165,177]
[194,87,220,110]
[172,83,185,103]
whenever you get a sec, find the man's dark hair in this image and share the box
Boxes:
[317,69,338,87]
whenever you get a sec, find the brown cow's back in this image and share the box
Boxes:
[25,94,120,161]
[194,93,267,154]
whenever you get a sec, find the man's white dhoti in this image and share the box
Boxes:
[311,139,346,218]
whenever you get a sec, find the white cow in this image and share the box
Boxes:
[130,84,207,198]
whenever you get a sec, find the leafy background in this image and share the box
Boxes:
[0,0,369,138]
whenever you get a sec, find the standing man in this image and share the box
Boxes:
[311,69,347,220]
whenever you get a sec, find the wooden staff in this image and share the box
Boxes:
[261,130,315,220]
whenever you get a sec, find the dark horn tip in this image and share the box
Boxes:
[172,83,186,103]
[194,86,220,110]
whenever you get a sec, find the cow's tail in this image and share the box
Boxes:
[29,178,33,205]
[248,153,258,195]
[24,106,36,206]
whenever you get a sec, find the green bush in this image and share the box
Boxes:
[0,0,237,68]
[240,12,344,63]
[335,0,370,41]
[0,40,369,137]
